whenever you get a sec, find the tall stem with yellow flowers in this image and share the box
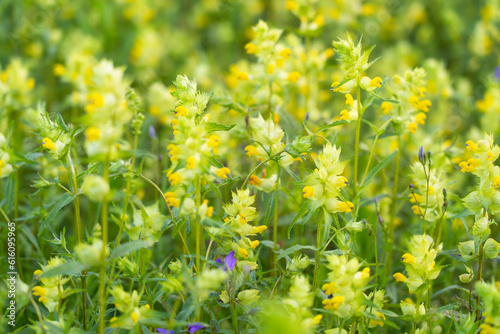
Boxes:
[98,158,110,334]
[66,153,87,331]
[312,209,324,301]
[353,76,362,201]
[385,132,401,279]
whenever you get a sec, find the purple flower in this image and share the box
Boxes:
[495,67,500,80]
[188,323,205,333]
[418,145,425,163]
[149,125,157,139]
[156,329,174,334]
[216,251,237,272]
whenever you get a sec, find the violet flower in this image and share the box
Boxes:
[188,323,205,333]
[216,251,237,272]
[156,329,174,334]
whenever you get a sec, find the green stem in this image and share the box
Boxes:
[385,135,401,279]
[272,193,278,277]
[475,241,485,322]
[353,77,362,201]
[98,159,110,334]
[195,177,202,277]
[350,320,357,334]
[312,210,324,302]
[66,154,87,331]
[231,299,239,334]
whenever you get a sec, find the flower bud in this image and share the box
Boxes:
[459,273,474,283]
[400,300,416,316]
[483,238,500,259]
[458,240,477,261]
[418,146,425,164]
[82,175,110,202]
[472,217,491,238]
[168,259,181,274]
[237,289,260,305]
[75,240,109,266]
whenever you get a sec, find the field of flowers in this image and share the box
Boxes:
[1,0,500,333]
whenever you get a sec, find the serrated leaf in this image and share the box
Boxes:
[205,122,236,133]
[109,240,153,259]
[39,261,87,279]
[276,244,316,260]
[39,193,76,235]
[285,135,311,158]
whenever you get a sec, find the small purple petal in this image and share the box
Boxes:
[495,67,500,80]
[188,323,205,333]
[156,329,174,334]
[224,251,237,272]
[149,125,157,139]
[216,258,223,266]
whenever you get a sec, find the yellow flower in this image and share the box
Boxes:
[393,272,407,282]
[237,72,249,81]
[459,158,479,173]
[245,145,259,157]
[175,105,187,116]
[287,71,301,83]
[339,110,350,121]
[322,296,344,310]
[187,157,197,169]
[244,42,259,54]
[131,311,139,323]
[84,92,104,113]
[345,93,354,106]
[302,186,314,198]
[250,240,259,249]
[207,134,220,149]
[381,101,392,114]
[0,71,7,83]
[493,176,500,188]
[27,78,35,90]
[408,193,422,203]
[313,314,323,325]
[215,167,231,179]
[168,172,182,185]
[85,126,100,142]
[465,140,478,152]
[402,253,415,264]
[267,64,275,75]
[370,77,382,88]
[248,175,263,186]
[42,138,55,151]
[285,1,297,11]
[415,112,426,125]
[322,282,336,295]
[32,286,47,303]
[338,201,354,213]
[412,205,422,216]
[419,86,427,97]
[239,248,248,258]
[164,192,180,208]
[408,122,417,134]
[254,225,267,234]
[33,270,43,278]
[280,48,292,58]
[53,64,65,76]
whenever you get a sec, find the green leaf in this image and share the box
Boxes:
[39,193,76,235]
[276,244,316,260]
[314,120,348,135]
[56,113,69,132]
[360,149,398,189]
[110,240,153,259]
[285,135,311,158]
[39,261,87,279]
[205,121,236,133]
